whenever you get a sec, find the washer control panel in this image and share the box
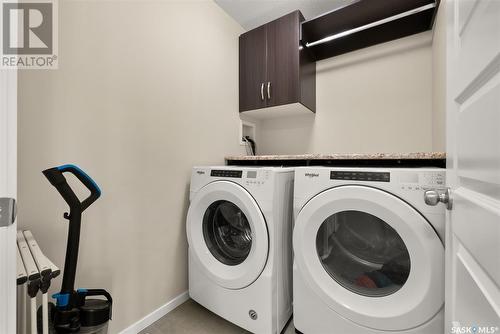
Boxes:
[210,169,242,178]
[244,170,269,186]
[209,169,269,186]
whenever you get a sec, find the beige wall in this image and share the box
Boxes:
[431,1,447,151]
[253,32,434,155]
[18,1,244,332]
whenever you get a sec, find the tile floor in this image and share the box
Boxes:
[139,299,295,334]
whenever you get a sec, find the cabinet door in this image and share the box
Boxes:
[239,25,267,112]
[266,11,301,108]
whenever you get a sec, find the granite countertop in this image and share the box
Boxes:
[225,152,446,161]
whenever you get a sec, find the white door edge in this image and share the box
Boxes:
[0,69,17,334]
[444,0,500,331]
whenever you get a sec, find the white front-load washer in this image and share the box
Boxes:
[187,166,294,334]
[293,167,446,334]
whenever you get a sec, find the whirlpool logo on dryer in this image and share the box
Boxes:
[304,173,320,178]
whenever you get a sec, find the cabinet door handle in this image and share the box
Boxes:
[260,83,265,101]
[267,82,271,100]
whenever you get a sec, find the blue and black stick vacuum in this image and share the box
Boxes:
[42,164,112,333]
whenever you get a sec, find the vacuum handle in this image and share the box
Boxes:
[43,164,101,213]
[80,289,112,301]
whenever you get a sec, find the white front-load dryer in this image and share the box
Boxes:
[187,166,294,334]
[293,167,446,334]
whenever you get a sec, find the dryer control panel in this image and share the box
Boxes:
[398,170,446,191]
[421,172,445,186]
[322,168,445,192]
[330,171,390,182]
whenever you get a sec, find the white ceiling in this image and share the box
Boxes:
[214,0,355,31]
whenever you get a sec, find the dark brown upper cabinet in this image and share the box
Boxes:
[239,11,316,117]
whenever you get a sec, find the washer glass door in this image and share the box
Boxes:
[203,200,253,266]
[187,181,269,290]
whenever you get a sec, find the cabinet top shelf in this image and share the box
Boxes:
[301,0,439,61]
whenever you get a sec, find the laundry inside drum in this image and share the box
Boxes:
[316,210,410,297]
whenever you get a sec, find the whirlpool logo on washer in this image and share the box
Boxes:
[196,171,206,175]
[304,172,320,179]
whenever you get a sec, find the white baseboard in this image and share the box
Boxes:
[119,291,189,334]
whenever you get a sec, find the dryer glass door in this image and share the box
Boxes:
[317,210,411,298]
[293,185,444,331]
